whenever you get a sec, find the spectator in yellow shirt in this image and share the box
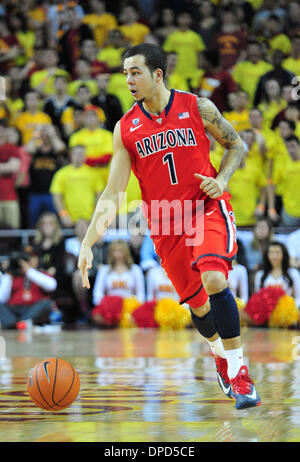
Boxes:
[50,145,103,226]
[61,84,90,139]
[107,72,134,114]
[227,131,267,227]
[14,91,52,145]
[223,90,251,133]
[165,52,189,92]
[249,107,276,153]
[153,7,177,45]
[82,0,118,47]
[232,41,272,106]
[119,5,151,46]
[254,49,295,107]
[67,58,99,97]
[4,75,24,125]
[96,29,127,73]
[274,135,300,227]
[163,10,205,79]
[264,15,292,55]
[249,107,279,178]
[283,35,300,76]
[258,79,287,129]
[68,106,113,185]
[29,48,70,97]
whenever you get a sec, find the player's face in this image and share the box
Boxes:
[123,55,157,103]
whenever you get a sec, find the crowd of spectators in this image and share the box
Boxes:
[0,0,299,328]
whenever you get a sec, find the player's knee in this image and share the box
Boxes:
[190,300,210,318]
[201,271,227,295]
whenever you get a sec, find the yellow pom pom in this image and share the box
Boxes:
[235,297,246,312]
[268,295,299,328]
[154,298,191,329]
[235,297,248,326]
[119,297,140,328]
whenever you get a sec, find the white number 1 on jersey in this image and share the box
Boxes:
[163,152,178,185]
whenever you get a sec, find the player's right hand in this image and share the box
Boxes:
[78,245,93,289]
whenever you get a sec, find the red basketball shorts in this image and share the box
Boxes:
[151,197,238,309]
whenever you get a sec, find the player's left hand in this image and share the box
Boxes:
[194,174,225,199]
[78,245,93,289]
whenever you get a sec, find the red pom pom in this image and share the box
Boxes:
[91,295,123,326]
[131,300,158,328]
[245,287,286,326]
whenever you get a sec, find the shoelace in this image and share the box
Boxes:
[231,367,254,394]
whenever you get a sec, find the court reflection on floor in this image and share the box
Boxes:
[0,327,299,441]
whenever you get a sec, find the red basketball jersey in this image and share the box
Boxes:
[120,89,229,230]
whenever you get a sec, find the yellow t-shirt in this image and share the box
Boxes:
[247,141,265,171]
[232,60,273,105]
[163,30,205,78]
[275,159,300,217]
[82,13,117,47]
[107,73,134,113]
[61,107,80,134]
[252,127,278,176]
[6,97,24,125]
[14,111,52,144]
[258,99,287,130]
[268,34,292,55]
[166,73,189,92]
[68,127,113,159]
[270,134,291,195]
[282,57,300,77]
[227,160,266,226]
[30,69,70,96]
[245,0,263,8]
[68,127,113,185]
[50,164,103,221]
[223,109,251,132]
[16,30,35,64]
[119,171,142,215]
[119,22,151,46]
[67,79,99,98]
[97,46,125,69]
[61,105,105,128]
[259,128,278,158]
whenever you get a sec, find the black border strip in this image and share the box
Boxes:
[218,201,230,253]
[191,253,236,267]
[180,283,203,305]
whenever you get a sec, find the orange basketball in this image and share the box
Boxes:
[27,358,80,411]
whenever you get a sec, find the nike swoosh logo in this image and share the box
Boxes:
[130,124,143,132]
[217,373,231,396]
[206,209,216,216]
[245,387,257,400]
[43,361,51,383]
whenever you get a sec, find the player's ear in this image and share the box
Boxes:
[154,68,163,82]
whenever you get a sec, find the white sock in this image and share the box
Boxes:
[207,336,226,359]
[224,347,244,379]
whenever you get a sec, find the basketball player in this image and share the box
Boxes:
[78,44,261,410]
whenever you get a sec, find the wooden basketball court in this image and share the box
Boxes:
[0,326,299,442]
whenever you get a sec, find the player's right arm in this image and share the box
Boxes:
[78,121,132,288]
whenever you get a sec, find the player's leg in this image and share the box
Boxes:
[152,233,235,399]
[190,300,225,359]
[190,300,233,399]
[192,198,261,409]
[201,269,261,409]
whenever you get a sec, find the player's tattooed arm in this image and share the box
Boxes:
[197,97,244,188]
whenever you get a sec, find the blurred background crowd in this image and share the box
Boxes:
[0,0,299,330]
